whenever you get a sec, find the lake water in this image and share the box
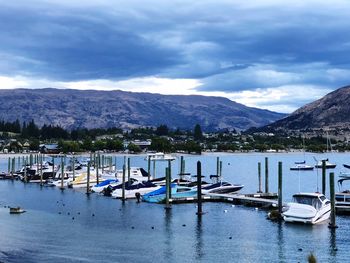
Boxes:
[0,152,349,262]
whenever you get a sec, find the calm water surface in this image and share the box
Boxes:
[0,152,349,262]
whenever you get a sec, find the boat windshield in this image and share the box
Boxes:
[293,196,322,209]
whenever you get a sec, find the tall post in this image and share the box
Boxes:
[147,155,151,181]
[86,162,91,194]
[17,156,20,171]
[102,155,105,173]
[265,157,269,193]
[216,157,220,176]
[329,172,337,228]
[24,160,27,183]
[40,154,43,186]
[7,157,10,174]
[180,156,184,180]
[219,161,223,180]
[12,158,15,177]
[196,161,203,215]
[258,162,262,193]
[168,160,172,198]
[60,157,64,190]
[322,160,326,195]
[114,156,117,172]
[109,156,112,172]
[30,153,33,168]
[72,155,76,181]
[52,157,55,179]
[153,160,156,179]
[278,162,283,216]
[127,157,131,182]
[165,167,170,209]
[96,154,99,184]
[122,164,126,200]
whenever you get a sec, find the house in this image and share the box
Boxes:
[40,144,60,154]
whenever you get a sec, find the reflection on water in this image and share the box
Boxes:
[329,228,337,260]
[277,222,285,262]
[195,215,204,260]
[164,207,173,260]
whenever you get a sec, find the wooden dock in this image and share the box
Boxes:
[168,192,280,209]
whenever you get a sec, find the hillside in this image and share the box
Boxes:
[0,88,284,131]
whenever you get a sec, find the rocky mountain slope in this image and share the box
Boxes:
[262,85,350,133]
[0,88,284,131]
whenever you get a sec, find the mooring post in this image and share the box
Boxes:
[72,155,76,181]
[329,172,337,228]
[258,162,262,193]
[114,156,117,172]
[127,157,131,182]
[60,157,64,190]
[153,160,156,179]
[265,157,269,193]
[147,155,151,181]
[180,156,184,179]
[86,161,91,194]
[278,161,283,216]
[52,157,55,179]
[102,155,105,173]
[96,154,99,185]
[168,160,172,198]
[24,160,27,183]
[29,154,33,168]
[219,161,223,180]
[196,161,203,215]
[322,160,326,195]
[7,157,10,174]
[17,156,20,171]
[165,167,171,209]
[40,154,43,186]
[12,158,15,178]
[122,163,126,201]
[216,157,220,176]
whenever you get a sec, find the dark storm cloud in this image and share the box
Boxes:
[1,0,350,97]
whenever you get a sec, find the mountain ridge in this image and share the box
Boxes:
[0,88,285,131]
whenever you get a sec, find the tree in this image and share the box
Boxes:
[150,137,172,152]
[155,124,169,136]
[128,143,142,153]
[194,124,203,141]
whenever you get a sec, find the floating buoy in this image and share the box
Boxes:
[224,209,228,213]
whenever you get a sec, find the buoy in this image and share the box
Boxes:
[231,205,235,207]
[72,217,75,220]
[255,208,258,210]
[224,209,228,213]
[229,236,232,239]
[151,226,154,229]
[92,213,95,217]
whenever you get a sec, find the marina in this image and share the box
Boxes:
[0,152,350,262]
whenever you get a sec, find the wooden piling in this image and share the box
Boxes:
[329,172,337,228]
[322,160,326,195]
[86,162,91,194]
[96,154,99,184]
[24,160,27,183]
[219,161,223,179]
[52,157,55,180]
[168,160,172,198]
[30,154,33,168]
[165,167,171,209]
[196,161,203,215]
[216,157,220,176]
[72,155,75,181]
[127,157,131,182]
[102,155,105,173]
[147,155,151,181]
[40,154,43,186]
[7,157,10,174]
[258,162,262,193]
[153,160,156,179]
[122,164,126,200]
[265,157,269,193]
[60,157,64,190]
[278,161,283,216]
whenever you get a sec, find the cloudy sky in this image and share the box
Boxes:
[1,0,350,113]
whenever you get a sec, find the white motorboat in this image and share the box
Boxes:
[201,182,244,194]
[91,179,119,193]
[145,152,175,161]
[111,181,161,199]
[115,167,152,182]
[335,177,350,214]
[282,193,331,224]
[315,159,336,169]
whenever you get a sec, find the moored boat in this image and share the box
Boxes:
[282,193,331,224]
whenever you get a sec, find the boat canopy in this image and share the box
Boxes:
[292,195,323,209]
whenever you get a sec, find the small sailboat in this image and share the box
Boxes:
[282,193,331,224]
[290,137,314,171]
[315,158,336,169]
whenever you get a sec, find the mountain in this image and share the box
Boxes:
[261,85,350,133]
[0,88,284,131]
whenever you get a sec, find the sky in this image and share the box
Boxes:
[1,0,350,113]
